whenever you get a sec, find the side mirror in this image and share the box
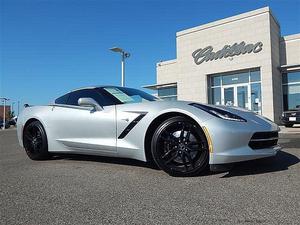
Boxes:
[78,98,103,111]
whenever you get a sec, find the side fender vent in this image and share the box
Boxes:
[118,113,147,139]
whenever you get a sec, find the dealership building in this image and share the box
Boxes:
[144,7,300,123]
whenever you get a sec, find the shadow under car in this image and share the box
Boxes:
[48,150,299,177]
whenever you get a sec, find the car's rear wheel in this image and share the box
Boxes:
[151,116,209,176]
[23,121,50,160]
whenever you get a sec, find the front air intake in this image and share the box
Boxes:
[248,131,279,149]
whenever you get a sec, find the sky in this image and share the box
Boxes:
[1,0,300,109]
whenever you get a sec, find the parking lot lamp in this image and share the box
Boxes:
[109,47,130,87]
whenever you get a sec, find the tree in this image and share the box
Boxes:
[8,110,15,120]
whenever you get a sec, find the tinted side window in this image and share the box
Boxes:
[67,90,83,106]
[67,89,115,106]
[55,93,69,104]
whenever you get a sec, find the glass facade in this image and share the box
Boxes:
[158,86,177,101]
[208,68,262,114]
[250,83,261,112]
[282,71,300,110]
[222,72,249,85]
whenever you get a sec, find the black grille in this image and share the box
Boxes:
[251,131,278,139]
[249,131,278,149]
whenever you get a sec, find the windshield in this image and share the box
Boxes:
[103,87,157,104]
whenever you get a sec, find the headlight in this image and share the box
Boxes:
[282,112,285,117]
[190,103,247,122]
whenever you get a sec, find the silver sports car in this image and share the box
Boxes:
[17,86,281,176]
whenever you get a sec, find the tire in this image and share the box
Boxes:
[151,116,209,177]
[23,120,50,160]
[285,124,293,128]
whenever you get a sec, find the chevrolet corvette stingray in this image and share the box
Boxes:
[17,86,280,176]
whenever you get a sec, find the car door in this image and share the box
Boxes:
[48,89,117,155]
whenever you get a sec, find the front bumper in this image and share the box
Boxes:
[209,145,280,165]
[201,113,280,165]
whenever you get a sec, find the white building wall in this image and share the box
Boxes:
[156,59,178,84]
[280,34,300,67]
[269,13,282,123]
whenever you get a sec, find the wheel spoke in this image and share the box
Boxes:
[36,140,43,147]
[189,146,208,152]
[34,129,40,138]
[181,153,188,171]
[36,137,43,143]
[31,142,37,152]
[165,152,178,164]
[36,134,42,141]
[189,148,198,152]
[24,133,33,142]
[188,146,200,152]
[162,147,176,159]
[161,132,176,143]
[179,124,185,140]
[185,152,194,168]
[188,141,201,146]
[185,129,191,142]
[28,140,34,149]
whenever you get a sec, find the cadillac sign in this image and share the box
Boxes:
[192,41,263,65]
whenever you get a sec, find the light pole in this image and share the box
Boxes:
[0,97,10,130]
[11,102,15,115]
[109,47,130,87]
[17,101,20,116]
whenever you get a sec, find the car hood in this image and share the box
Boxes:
[132,100,269,120]
[131,100,257,116]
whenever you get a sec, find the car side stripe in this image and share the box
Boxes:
[118,113,147,139]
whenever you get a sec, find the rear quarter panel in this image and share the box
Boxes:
[17,106,54,148]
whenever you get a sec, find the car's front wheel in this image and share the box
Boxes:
[151,116,209,176]
[23,120,50,160]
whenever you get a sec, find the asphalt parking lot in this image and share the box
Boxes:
[0,129,299,225]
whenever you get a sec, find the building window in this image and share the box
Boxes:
[208,68,262,114]
[282,71,300,110]
[158,86,177,101]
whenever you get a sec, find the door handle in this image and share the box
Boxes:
[121,118,129,122]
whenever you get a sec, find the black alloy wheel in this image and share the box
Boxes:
[23,120,50,160]
[151,116,209,176]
